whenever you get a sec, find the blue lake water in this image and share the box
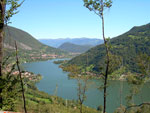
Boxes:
[22,59,150,113]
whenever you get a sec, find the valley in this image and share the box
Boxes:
[2,23,150,113]
[1,0,150,112]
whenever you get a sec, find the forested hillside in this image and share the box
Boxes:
[58,42,92,53]
[4,26,67,55]
[66,23,150,72]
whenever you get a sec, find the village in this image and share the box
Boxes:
[12,71,42,82]
[29,53,65,60]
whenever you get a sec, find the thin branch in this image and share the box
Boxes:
[124,102,150,113]
[93,9,101,17]
[2,55,11,67]
[15,41,27,113]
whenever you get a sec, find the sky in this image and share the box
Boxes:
[10,0,150,39]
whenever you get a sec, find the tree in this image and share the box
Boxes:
[77,77,88,113]
[0,0,24,109]
[123,54,150,113]
[66,64,89,113]
[83,0,112,112]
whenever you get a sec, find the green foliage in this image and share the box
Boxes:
[137,53,150,77]
[0,0,23,24]
[0,54,21,111]
[63,65,81,75]
[5,0,24,23]
[53,60,67,64]
[109,66,126,80]
[85,64,94,72]
[1,73,20,111]
[108,53,122,74]
[83,0,112,17]
[126,72,144,85]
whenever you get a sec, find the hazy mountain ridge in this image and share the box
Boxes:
[39,38,103,48]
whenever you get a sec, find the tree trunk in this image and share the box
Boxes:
[15,41,27,113]
[0,0,6,108]
[80,103,83,113]
[0,30,3,76]
[102,15,110,113]
[0,30,3,109]
[101,0,110,113]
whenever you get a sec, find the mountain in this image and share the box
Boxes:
[58,42,93,53]
[39,38,103,48]
[66,23,150,72]
[3,26,67,55]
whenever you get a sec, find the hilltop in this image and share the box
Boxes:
[58,42,93,53]
[4,26,67,53]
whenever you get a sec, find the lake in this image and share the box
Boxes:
[22,59,150,113]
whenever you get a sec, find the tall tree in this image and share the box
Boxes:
[83,0,112,112]
[0,0,24,109]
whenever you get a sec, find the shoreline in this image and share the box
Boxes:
[59,63,150,82]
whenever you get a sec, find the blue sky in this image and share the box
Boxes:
[10,0,150,39]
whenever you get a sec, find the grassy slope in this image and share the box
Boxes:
[15,84,99,113]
